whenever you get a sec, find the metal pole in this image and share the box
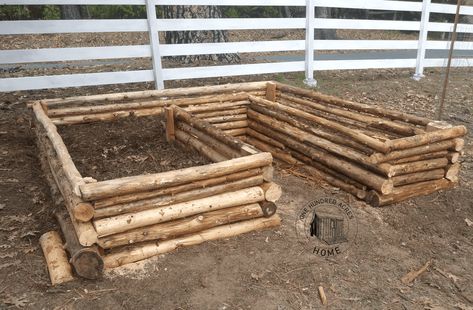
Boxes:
[437,0,462,120]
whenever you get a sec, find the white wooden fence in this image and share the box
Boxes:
[0,0,472,92]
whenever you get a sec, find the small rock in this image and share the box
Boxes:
[465,218,473,227]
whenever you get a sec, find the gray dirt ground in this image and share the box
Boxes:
[0,68,472,309]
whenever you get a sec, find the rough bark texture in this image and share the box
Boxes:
[163,6,240,63]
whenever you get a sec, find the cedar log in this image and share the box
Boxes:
[392,169,446,186]
[387,126,467,151]
[39,231,74,285]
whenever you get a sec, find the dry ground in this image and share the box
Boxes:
[0,67,472,310]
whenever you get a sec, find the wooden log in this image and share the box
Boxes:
[94,175,264,218]
[426,121,452,132]
[213,120,248,130]
[79,152,273,201]
[164,107,175,142]
[248,95,390,153]
[244,136,296,164]
[246,128,285,150]
[39,82,267,107]
[175,129,228,162]
[392,169,446,186]
[379,158,449,177]
[201,114,247,124]
[35,129,98,246]
[247,109,370,164]
[246,118,392,194]
[260,182,282,202]
[447,152,460,164]
[249,103,374,154]
[184,101,249,114]
[387,126,467,151]
[55,211,104,279]
[93,186,266,237]
[39,231,74,285]
[194,107,247,118]
[173,105,249,154]
[176,121,242,159]
[51,108,163,125]
[389,151,449,165]
[279,92,423,136]
[32,103,84,195]
[266,82,277,101]
[97,203,265,249]
[369,139,459,164]
[47,92,252,117]
[93,169,263,208]
[274,82,432,126]
[366,179,455,207]
[103,215,281,268]
[445,163,460,182]
[223,128,247,137]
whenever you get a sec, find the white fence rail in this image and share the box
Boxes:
[0,0,472,91]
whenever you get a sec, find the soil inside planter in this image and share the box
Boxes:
[58,115,212,181]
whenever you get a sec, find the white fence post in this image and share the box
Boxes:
[304,0,317,87]
[413,0,431,81]
[146,0,165,89]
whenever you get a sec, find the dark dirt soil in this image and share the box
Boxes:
[0,67,472,310]
[58,116,210,181]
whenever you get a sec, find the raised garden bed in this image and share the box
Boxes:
[31,81,466,282]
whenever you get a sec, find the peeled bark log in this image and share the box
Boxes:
[274,82,431,126]
[379,158,449,177]
[93,186,265,237]
[94,175,264,218]
[194,107,247,118]
[213,120,248,130]
[447,152,460,164]
[55,211,103,279]
[389,151,449,165]
[184,101,249,114]
[97,203,264,249]
[387,126,467,151]
[392,169,446,186]
[165,107,175,142]
[79,152,273,201]
[223,128,247,137]
[39,231,74,285]
[104,215,281,268]
[202,114,247,124]
[246,128,285,150]
[175,129,228,162]
[366,179,455,207]
[93,169,262,208]
[248,95,390,153]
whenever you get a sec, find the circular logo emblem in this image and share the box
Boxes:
[295,196,357,258]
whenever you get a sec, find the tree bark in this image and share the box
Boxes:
[163,6,240,63]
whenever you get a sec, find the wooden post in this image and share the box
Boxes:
[265,82,277,101]
[413,0,432,80]
[39,231,74,285]
[145,0,164,89]
[164,107,175,142]
[304,0,317,87]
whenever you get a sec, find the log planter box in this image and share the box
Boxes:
[31,81,466,279]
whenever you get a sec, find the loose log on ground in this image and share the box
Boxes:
[445,163,460,182]
[39,81,267,107]
[274,82,432,126]
[39,231,74,285]
[249,103,374,155]
[279,92,423,136]
[94,175,264,218]
[97,203,265,249]
[247,119,389,194]
[389,151,449,165]
[93,186,265,237]
[366,179,455,207]
[32,103,84,195]
[247,109,370,163]
[103,215,281,268]
[392,169,446,186]
[387,126,467,151]
[79,152,273,201]
[379,158,449,177]
[369,139,459,164]
[55,211,104,279]
[93,169,263,208]
[175,129,228,162]
[248,95,390,153]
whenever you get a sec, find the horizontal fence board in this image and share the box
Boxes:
[0,45,151,64]
[316,0,422,12]
[428,22,473,33]
[1,0,145,3]
[430,3,473,16]
[0,70,154,92]
[0,20,148,35]
[162,61,305,80]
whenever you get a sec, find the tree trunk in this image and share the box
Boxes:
[60,6,82,19]
[314,7,337,39]
[163,6,240,63]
